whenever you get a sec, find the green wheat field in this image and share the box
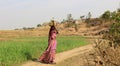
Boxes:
[0,36,88,66]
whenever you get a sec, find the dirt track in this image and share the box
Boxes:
[21,44,93,66]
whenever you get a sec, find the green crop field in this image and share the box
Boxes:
[0,36,88,66]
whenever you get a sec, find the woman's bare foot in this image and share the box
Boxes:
[52,62,56,64]
[49,61,56,64]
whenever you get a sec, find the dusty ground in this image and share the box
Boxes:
[21,44,93,66]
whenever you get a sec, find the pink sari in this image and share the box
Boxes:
[39,31,57,63]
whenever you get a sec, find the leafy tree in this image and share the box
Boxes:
[37,24,42,27]
[85,12,92,27]
[67,14,73,22]
[115,12,120,22]
[101,10,111,21]
[61,19,66,23]
[67,14,72,20]
[111,11,117,20]
[80,15,85,19]
[117,8,120,12]
[88,12,92,19]
[23,27,27,30]
[80,15,85,22]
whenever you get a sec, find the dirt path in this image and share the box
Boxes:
[21,44,93,66]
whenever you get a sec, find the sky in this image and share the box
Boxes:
[0,0,120,30]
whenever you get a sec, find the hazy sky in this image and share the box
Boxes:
[0,0,120,30]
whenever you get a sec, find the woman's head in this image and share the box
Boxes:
[50,26,56,31]
[49,26,58,35]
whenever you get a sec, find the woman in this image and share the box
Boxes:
[39,25,58,64]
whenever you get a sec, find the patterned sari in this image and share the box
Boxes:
[39,30,57,63]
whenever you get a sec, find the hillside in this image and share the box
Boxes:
[0,20,111,40]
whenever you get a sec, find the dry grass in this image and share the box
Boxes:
[0,23,83,39]
[91,39,120,66]
[0,21,110,40]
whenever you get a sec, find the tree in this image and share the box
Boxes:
[61,19,66,23]
[67,14,73,22]
[23,27,27,30]
[101,10,111,21]
[117,8,120,12]
[80,15,85,19]
[80,15,85,22]
[85,12,92,23]
[67,14,71,20]
[115,12,120,22]
[111,11,117,21]
[111,10,120,22]
[37,24,42,27]
[88,12,92,19]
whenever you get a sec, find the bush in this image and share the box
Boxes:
[92,22,120,66]
[103,22,120,48]
[93,39,120,66]
[85,18,102,27]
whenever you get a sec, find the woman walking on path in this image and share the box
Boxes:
[39,25,58,64]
